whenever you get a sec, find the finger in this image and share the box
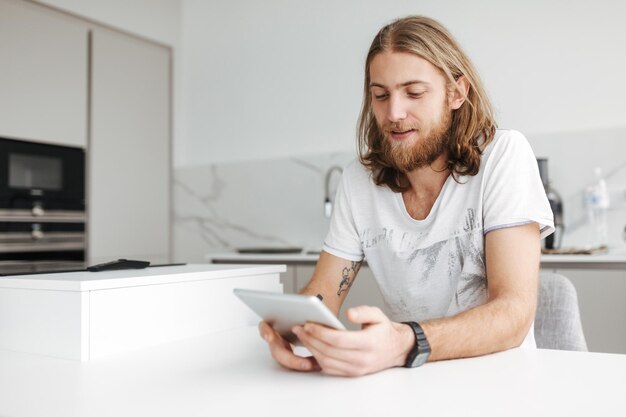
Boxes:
[258,321,272,341]
[298,323,365,350]
[346,305,387,326]
[269,341,319,372]
[299,338,364,377]
[263,325,319,372]
[295,325,363,364]
[259,321,291,350]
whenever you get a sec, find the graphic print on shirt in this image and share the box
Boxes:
[360,208,487,322]
[463,208,477,232]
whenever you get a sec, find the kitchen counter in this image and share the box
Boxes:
[208,249,626,270]
[0,264,284,360]
[0,263,287,291]
[208,251,321,265]
[1,325,624,417]
[539,250,626,270]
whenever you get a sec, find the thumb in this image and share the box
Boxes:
[346,305,387,325]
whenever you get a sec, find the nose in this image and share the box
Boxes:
[386,94,407,122]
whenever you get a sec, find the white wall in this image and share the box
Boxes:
[179,0,626,167]
[34,0,181,46]
[33,0,626,173]
[26,0,626,250]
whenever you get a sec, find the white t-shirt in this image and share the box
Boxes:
[322,129,554,348]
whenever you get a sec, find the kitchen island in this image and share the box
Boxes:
[0,264,284,360]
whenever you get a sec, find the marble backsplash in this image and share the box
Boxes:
[173,152,355,262]
[173,128,626,263]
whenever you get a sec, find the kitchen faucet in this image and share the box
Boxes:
[324,166,343,217]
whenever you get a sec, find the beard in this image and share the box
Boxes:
[380,106,452,173]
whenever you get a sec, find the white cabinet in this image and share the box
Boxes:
[541,268,626,354]
[0,0,172,265]
[0,265,283,360]
[0,0,88,147]
[279,265,298,293]
[88,27,171,264]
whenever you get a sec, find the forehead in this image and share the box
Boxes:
[369,51,445,87]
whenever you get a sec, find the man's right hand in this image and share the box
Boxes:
[258,321,321,372]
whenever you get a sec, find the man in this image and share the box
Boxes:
[259,15,554,376]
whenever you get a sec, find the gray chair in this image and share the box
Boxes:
[534,272,588,351]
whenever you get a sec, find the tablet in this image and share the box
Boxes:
[233,288,346,344]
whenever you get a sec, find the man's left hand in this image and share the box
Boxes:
[292,306,414,377]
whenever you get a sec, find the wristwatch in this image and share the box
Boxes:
[402,321,431,368]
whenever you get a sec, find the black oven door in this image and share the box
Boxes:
[0,137,85,211]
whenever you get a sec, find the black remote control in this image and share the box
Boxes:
[87,259,150,272]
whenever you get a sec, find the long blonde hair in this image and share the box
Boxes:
[358,16,497,192]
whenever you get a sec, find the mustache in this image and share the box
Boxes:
[382,123,418,134]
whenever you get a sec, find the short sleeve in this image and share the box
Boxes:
[322,167,364,262]
[482,130,555,239]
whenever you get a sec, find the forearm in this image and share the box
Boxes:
[299,280,342,315]
[414,224,541,362]
[420,295,535,361]
[298,251,362,316]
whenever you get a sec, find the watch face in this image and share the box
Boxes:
[412,351,429,368]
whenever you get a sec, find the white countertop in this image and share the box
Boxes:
[0,263,286,291]
[541,253,626,262]
[208,251,321,264]
[540,249,626,269]
[0,325,624,417]
[208,249,626,269]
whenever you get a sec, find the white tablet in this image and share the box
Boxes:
[233,288,346,344]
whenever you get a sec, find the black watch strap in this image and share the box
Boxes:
[402,321,431,368]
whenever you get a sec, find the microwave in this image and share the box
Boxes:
[0,137,86,274]
[0,137,85,214]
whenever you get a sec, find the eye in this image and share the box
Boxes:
[370,86,388,101]
[407,91,424,99]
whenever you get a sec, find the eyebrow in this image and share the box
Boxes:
[369,80,430,89]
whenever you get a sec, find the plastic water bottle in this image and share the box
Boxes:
[585,168,610,248]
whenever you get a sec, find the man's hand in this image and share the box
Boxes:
[292,306,415,377]
[258,321,321,372]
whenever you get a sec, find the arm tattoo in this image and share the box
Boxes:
[337,261,362,296]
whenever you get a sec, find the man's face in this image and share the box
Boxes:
[369,51,453,173]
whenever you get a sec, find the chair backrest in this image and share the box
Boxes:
[534,272,588,351]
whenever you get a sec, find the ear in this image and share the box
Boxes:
[449,75,469,110]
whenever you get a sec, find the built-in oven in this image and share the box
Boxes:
[0,137,85,275]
